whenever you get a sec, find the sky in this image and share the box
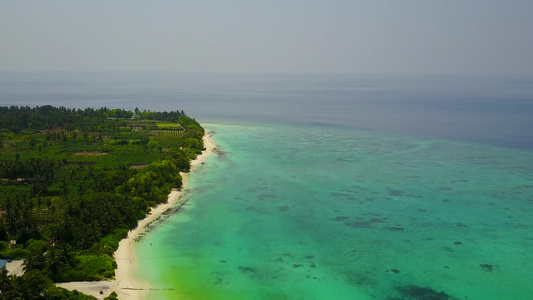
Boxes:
[1,1,532,75]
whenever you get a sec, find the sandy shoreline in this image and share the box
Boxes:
[57,130,217,299]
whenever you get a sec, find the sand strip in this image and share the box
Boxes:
[57,130,217,299]
[5,260,24,276]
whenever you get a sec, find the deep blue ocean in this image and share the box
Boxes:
[1,72,532,299]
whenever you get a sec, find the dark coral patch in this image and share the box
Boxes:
[330,192,351,198]
[351,185,366,190]
[480,264,496,271]
[238,266,256,273]
[346,221,374,228]
[278,205,290,211]
[453,241,463,245]
[388,227,405,231]
[395,285,456,300]
[388,190,405,196]
[451,179,469,183]
[293,264,303,268]
[258,194,277,200]
[390,269,401,274]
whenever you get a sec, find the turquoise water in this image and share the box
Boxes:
[135,122,533,300]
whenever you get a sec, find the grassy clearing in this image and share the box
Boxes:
[155,121,182,128]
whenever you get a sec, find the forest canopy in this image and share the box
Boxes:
[0,105,204,299]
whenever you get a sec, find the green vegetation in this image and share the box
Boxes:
[104,292,119,300]
[155,121,184,129]
[0,268,96,299]
[0,105,205,298]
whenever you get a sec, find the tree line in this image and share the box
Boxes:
[0,105,185,134]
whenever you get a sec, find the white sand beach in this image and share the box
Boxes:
[57,130,217,299]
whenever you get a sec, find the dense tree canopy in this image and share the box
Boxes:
[0,105,205,297]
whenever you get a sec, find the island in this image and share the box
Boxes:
[0,105,212,299]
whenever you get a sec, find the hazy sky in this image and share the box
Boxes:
[1,1,532,74]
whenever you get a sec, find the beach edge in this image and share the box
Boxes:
[57,129,217,299]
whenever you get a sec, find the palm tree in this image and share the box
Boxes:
[23,242,47,272]
[0,268,14,297]
[45,247,61,274]
[45,244,77,278]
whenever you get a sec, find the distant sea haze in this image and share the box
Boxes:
[0,71,532,150]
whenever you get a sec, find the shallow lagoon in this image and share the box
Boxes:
[135,122,533,300]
